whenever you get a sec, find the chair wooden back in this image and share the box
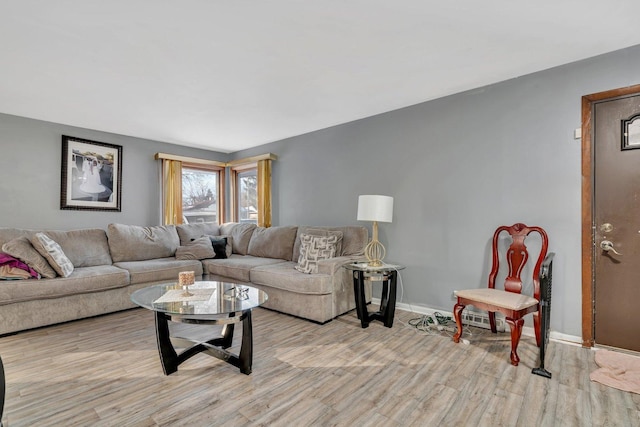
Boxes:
[488,223,549,301]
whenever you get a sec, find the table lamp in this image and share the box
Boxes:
[357,195,394,267]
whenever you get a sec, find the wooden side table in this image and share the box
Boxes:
[344,263,405,328]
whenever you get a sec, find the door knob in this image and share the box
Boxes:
[600,240,622,255]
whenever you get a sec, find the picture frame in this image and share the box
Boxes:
[621,114,640,150]
[60,135,122,211]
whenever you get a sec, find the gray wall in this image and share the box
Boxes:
[0,114,228,229]
[232,45,640,338]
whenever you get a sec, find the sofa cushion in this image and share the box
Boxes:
[295,233,339,274]
[0,265,129,305]
[202,255,285,282]
[107,223,180,262]
[0,228,33,248]
[176,223,221,245]
[250,261,333,295]
[44,228,113,267]
[292,226,367,259]
[175,236,216,260]
[113,257,203,285]
[2,236,57,278]
[220,223,256,255]
[248,226,298,260]
[31,233,74,277]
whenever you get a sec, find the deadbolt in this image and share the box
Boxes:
[600,223,613,233]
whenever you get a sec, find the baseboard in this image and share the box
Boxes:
[372,297,583,346]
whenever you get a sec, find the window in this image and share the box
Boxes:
[182,165,221,224]
[157,152,275,227]
[229,154,276,227]
[236,167,258,224]
[156,153,225,225]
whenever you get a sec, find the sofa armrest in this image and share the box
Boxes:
[316,256,365,275]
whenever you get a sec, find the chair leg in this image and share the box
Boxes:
[533,311,541,347]
[506,317,524,366]
[452,303,465,343]
[488,311,497,333]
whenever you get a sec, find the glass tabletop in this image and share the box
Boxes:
[343,262,405,272]
[131,281,268,318]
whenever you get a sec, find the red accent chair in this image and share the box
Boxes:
[452,223,549,366]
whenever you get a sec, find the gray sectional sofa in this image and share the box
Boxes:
[0,222,369,335]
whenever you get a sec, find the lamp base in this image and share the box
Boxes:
[364,239,386,267]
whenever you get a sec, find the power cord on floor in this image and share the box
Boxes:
[370,262,478,340]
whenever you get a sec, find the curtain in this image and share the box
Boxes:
[257,159,272,228]
[162,159,183,225]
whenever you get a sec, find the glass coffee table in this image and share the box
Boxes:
[131,281,267,375]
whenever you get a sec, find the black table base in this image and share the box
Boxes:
[352,270,397,328]
[154,310,253,375]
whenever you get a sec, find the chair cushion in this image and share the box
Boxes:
[454,288,538,311]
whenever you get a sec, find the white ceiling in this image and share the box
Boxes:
[2,1,640,153]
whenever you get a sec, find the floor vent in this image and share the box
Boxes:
[461,312,506,332]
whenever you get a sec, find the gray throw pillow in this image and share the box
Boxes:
[2,236,57,278]
[175,236,216,260]
[295,233,339,274]
[30,233,74,277]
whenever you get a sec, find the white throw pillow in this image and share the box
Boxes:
[31,233,74,277]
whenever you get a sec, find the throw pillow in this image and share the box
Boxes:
[304,228,344,257]
[295,233,339,274]
[30,233,74,277]
[175,236,216,260]
[2,236,57,278]
[208,236,229,259]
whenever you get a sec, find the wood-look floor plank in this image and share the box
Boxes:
[1,306,639,426]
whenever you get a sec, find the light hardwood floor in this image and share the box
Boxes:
[0,307,638,426]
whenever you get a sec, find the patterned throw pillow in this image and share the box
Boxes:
[295,233,339,274]
[30,233,74,277]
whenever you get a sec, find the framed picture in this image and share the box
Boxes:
[60,135,122,211]
[622,114,640,150]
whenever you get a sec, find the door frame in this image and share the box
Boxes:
[581,83,640,348]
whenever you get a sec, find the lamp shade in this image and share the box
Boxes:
[357,195,393,223]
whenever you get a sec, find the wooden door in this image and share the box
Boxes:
[592,94,640,352]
